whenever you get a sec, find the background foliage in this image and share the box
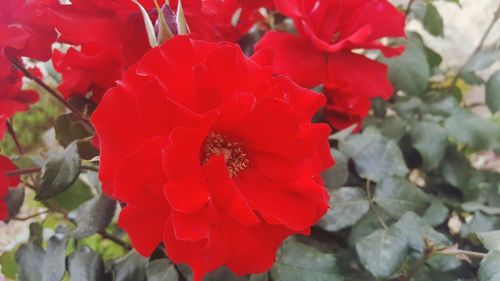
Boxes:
[1,0,500,280]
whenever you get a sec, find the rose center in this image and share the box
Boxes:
[201,132,249,177]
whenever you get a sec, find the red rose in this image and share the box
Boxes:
[171,0,273,42]
[49,0,154,101]
[0,0,57,78]
[52,43,124,102]
[0,67,39,139]
[0,155,20,221]
[255,0,405,129]
[91,35,333,280]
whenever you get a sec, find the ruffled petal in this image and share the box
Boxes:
[327,51,394,100]
[256,32,327,88]
[118,205,169,256]
[203,156,259,225]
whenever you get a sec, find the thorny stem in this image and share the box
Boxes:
[8,57,91,125]
[450,2,500,88]
[366,180,389,230]
[6,121,24,154]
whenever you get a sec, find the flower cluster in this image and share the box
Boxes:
[0,0,55,139]
[0,0,406,278]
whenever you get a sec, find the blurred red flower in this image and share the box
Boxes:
[52,43,124,102]
[169,0,274,42]
[256,0,405,130]
[0,155,20,221]
[0,67,39,139]
[91,35,333,280]
[0,0,56,78]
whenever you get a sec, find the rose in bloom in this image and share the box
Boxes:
[91,35,333,280]
[256,0,405,129]
[0,155,20,221]
[0,67,39,139]
[0,0,56,78]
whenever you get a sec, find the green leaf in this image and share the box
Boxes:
[204,267,246,281]
[321,149,348,189]
[479,251,500,281]
[348,211,392,246]
[15,224,46,281]
[423,3,444,36]
[463,47,497,72]
[35,142,81,200]
[422,196,449,227]
[145,259,179,281]
[461,211,500,238]
[111,250,147,281]
[410,121,447,170]
[46,179,94,212]
[426,254,462,272]
[340,129,408,182]
[355,226,408,279]
[461,72,485,85]
[374,177,431,219]
[271,238,342,281]
[42,226,69,281]
[72,193,117,239]
[6,186,25,218]
[318,187,370,232]
[486,70,500,114]
[55,113,93,148]
[445,109,500,151]
[393,212,450,252]
[477,231,500,252]
[249,273,269,281]
[386,35,430,96]
[330,124,357,141]
[68,246,108,281]
[0,250,17,279]
[439,145,473,190]
[15,242,45,281]
[424,46,442,68]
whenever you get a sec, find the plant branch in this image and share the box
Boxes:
[81,165,99,172]
[5,167,42,177]
[6,120,24,154]
[12,210,53,221]
[5,165,98,178]
[450,3,500,88]
[405,0,416,16]
[9,57,91,125]
[438,248,487,259]
[99,230,131,250]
